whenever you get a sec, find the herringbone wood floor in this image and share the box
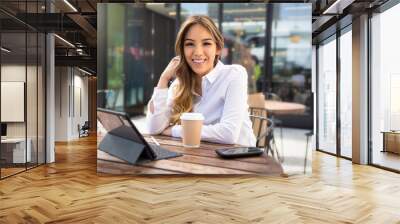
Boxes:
[1,135,400,223]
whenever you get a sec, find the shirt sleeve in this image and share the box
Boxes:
[171,66,249,145]
[146,81,176,135]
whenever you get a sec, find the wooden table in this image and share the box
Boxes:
[265,100,306,115]
[97,135,283,175]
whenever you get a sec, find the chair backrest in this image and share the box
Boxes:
[249,113,274,148]
[249,107,268,118]
[248,92,265,108]
[264,92,282,101]
[82,121,90,130]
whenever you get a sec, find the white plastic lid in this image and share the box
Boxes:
[180,112,204,121]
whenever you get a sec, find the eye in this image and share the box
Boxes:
[184,42,194,47]
[203,42,212,46]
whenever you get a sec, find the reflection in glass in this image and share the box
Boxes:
[318,38,337,154]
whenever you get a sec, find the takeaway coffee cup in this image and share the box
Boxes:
[180,113,204,148]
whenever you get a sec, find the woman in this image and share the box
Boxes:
[146,15,256,147]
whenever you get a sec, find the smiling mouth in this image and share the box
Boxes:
[192,59,206,64]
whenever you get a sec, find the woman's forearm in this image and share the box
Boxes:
[157,77,170,89]
[146,88,170,134]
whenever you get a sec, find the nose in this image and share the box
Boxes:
[193,45,203,57]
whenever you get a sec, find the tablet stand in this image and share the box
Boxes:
[98,133,146,164]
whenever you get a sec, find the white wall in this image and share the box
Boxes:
[1,65,26,81]
[55,67,89,141]
[55,67,69,141]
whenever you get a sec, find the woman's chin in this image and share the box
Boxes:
[191,66,211,77]
[193,69,204,75]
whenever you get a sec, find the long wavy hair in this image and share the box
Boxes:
[170,15,224,125]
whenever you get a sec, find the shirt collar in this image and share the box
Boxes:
[203,60,223,84]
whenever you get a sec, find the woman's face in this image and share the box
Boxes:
[183,24,221,77]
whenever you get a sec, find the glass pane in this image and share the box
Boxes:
[38,32,45,165]
[371,4,400,171]
[27,31,38,169]
[318,37,337,154]
[339,29,352,158]
[1,30,28,177]
[0,1,46,178]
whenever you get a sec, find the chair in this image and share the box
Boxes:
[249,107,268,118]
[249,112,280,161]
[78,121,90,138]
[263,92,284,155]
[248,92,266,108]
[263,92,282,101]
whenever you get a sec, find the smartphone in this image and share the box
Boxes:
[215,147,264,159]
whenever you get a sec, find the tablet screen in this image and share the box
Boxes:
[97,109,144,144]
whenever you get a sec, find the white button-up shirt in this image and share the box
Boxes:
[146,61,256,147]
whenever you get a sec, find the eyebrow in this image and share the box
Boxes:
[184,38,213,42]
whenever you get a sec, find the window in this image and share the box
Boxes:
[0,1,46,179]
[339,28,352,158]
[317,36,337,154]
[371,3,400,171]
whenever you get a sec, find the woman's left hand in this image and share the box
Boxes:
[161,126,172,136]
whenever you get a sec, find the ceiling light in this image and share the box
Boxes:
[78,67,92,76]
[323,0,341,14]
[1,47,11,53]
[54,34,75,48]
[63,0,78,12]
[323,0,354,15]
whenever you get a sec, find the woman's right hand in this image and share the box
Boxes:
[157,56,180,88]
